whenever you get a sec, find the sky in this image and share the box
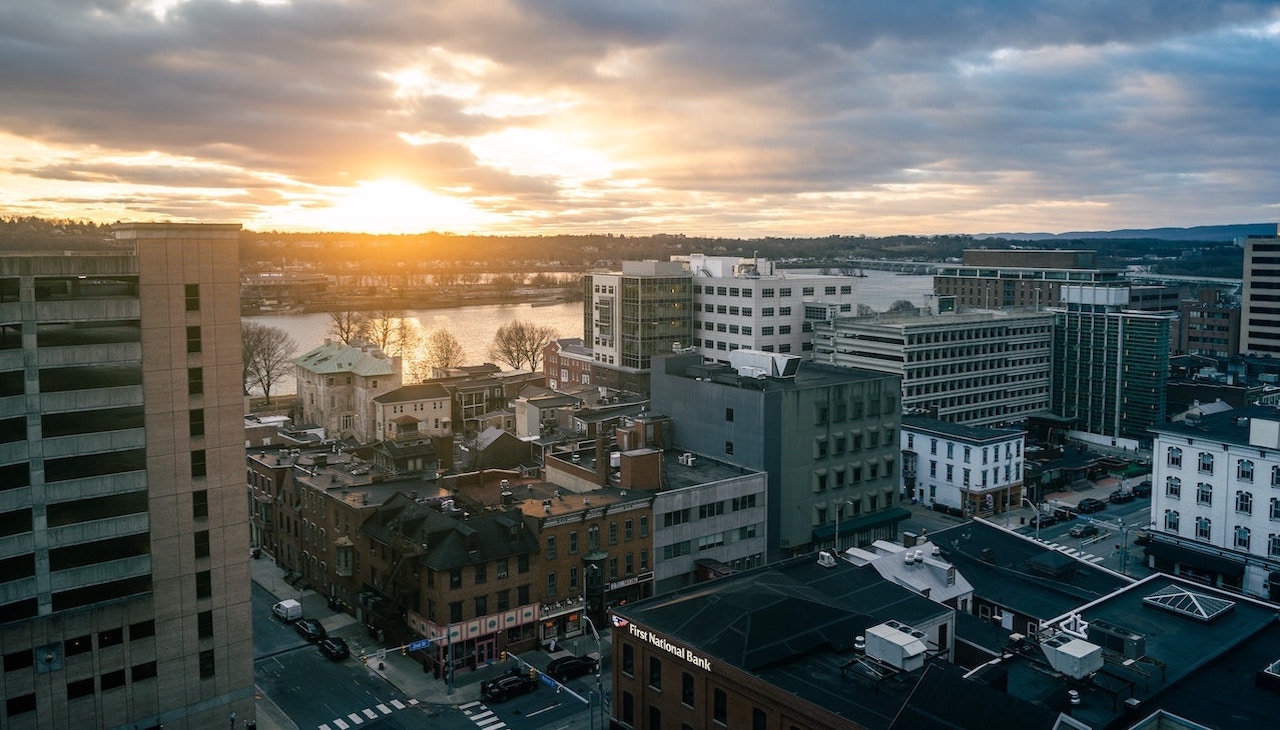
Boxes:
[1,1,1279,238]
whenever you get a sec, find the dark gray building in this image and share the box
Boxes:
[650,351,905,559]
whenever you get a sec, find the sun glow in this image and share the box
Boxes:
[264,179,503,234]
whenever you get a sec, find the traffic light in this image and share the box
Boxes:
[401,646,407,656]
[528,666,536,679]
[500,651,507,662]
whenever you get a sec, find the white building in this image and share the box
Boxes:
[371,382,452,441]
[1148,405,1280,600]
[900,415,1026,517]
[683,253,859,360]
[813,308,1054,427]
[293,339,402,442]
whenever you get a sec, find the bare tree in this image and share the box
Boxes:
[487,320,558,372]
[364,310,418,356]
[242,321,298,405]
[327,310,368,344]
[425,329,467,371]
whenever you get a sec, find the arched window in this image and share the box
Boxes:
[1167,447,1182,468]
[1165,510,1180,532]
[1238,460,1255,482]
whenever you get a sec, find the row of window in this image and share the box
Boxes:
[695,284,847,299]
[1162,510,1280,555]
[619,646,771,728]
[913,437,1022,463]
[547,518,650,559]
[1165,448,1280,485]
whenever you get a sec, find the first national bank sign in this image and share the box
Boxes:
[629,623,712,672]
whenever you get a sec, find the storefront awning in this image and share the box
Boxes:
[812,506,911,543]
[1144,540,1245,578]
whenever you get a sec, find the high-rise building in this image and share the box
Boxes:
[0,224,252,728]
[583,261,693,394]
[1050,285,1175,446]
[650,351,904,559]
[812,308,1054,427]
[1239,226,1280,356]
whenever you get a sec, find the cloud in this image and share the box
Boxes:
[0,0,1277,234]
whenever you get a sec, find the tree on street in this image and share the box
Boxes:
[242,321,298,405]
[487,320,558,371]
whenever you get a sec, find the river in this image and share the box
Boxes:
[250,270,934,395]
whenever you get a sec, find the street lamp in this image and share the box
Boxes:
[580,563,599,654]
[582,614,605,730]
[1021,497,1041,541]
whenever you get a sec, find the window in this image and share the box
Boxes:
[1273,465,1280,487]
[1239,460,1255,482]
[189,408,204,437]
[779,288,792,297]
[1272,497,1280,520]
[682,671,695,707]
[198,648,216,678]
[1198,452,1214,474]
[725,441,734,455]
[188,367,203,396]
[714,688,727,724]
[1166,477,1181,498]
[622,644,634,675]
[640,549,649,570]
[475,563,487,584]
[1235,526,1251,550]
[98,627,123,649]
[1165,510,1180,532]
[569,531,578,554]
[475,595,487,616]
[609,522,618,545]
[130,620,155,640]
[191,449,207,478]
[1167,447,1182,468]
[186,326,202,354]
[546,536,557,559]
[1195,517,1211,541]
[1196,482,1213,506]
[192,489,208,519]
[640,516,649,537]
[546,572,557,597]
[194,530,210,558]
[625,520,633,540]
[198,610,214,638]
[184,284,200,311]
[649,656,662,689]
[1237,491,1253,515]
[963,446,971,463]
[753,707,768,730]
[195,570,211,599]
[449,569,462,589]
[803,287,815,296]
[725,408,734,422]
[131,661,158,682]
[450,601,463,622]
[65,634,92,657]
[67,677,95,700]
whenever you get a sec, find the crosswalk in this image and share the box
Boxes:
[459,700,509,729]
[317,697,418,730]
[1044,541,1105,563]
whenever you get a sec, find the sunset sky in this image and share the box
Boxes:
[2,1,1278,237]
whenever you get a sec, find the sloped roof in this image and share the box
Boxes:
[373,382,450,404]
[293,340,398,376]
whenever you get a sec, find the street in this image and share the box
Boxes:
[1013,496,1154,578]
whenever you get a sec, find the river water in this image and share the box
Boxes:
[250,270,934,394]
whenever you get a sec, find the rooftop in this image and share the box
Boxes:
[293,339,398,376]
[902,415,1024,445]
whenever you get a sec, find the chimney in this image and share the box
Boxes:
[595,434,609,486]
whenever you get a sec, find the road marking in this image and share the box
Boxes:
[332,721,349,730]
[408,698,419,705]
[390,699,406,710]
[477,716,504,727]
[347,712,364,724]
[459,701,481,710]
[320,725,332,730]
[362,708,378,719]
[525,703,562,718]
[376,704,391,715]
[472,710,495,721]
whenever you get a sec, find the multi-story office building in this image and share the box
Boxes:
[1148,405,1280,600]
[683,253,858,360]
[650,351,904,559]
[583,261,693,386]
[812,308,1054,427]
[1050,286,1175,446]
[293,339,402,441]
[1178,289,1241,360]
[900,416,1025,516]
[933,249,1125,310]
[0,224,252,728]
[1240,226,1280,356]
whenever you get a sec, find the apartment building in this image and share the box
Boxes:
[0,224,252,728]
[1179,289,1241,360]
[293,339,402,441]
[1239,226,1280,356]
[812,308,1054,427]
[900,415,1026,517]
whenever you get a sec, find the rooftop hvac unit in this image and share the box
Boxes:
[1087,619,1146,660]
[864,621,927,672]
[1040,634,1103,680]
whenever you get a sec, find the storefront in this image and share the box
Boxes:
[408,604,539,677]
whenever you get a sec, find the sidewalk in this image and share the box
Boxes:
[250,554,612,726]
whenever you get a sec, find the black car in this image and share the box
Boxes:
[1029,513,1059,528]
[1132,480,1152,498]
[546,654,598,682]
[318,637,349,661]
[482,669,539,702]
[1109,489,1135,504]
[1069,523,1099,538]
[294,617,326,642]
[1076,498,1107,514]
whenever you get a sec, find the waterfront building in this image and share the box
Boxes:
[1050,285,1175,447]
[1239,225,1280,356]
[933,249,1125,310]
[582,261,693,396]
[650,351,904,559]
[812,308,1054,427]
[683,253,858,360]
[900,415,1025,517]
[292,339,402,442]
[0,223,252,728]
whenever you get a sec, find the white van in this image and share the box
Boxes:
[272,599,302,623]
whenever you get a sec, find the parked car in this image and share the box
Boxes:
[294,617,326,642]
[318,637,349,661]
[1029,514,1059,528]
[272,598,302,623]
[1134,530,1153,546]
[1076,498,1107,514]
[1132,480,1152,498]
[546,654,598,682]
[1069,524,1099,538]
[482,668,539,702]
[1109,489,1135,504]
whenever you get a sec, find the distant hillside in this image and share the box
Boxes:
[978,223,1277,243]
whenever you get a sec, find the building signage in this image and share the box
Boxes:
[628,623,711,672]
[609,572,654,591]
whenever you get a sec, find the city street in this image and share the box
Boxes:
[1013,497,1155,578]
